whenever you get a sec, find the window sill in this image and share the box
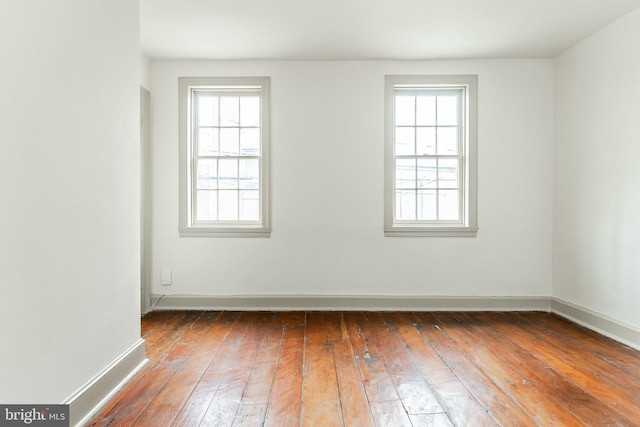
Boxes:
[384,226,478,237]
[178,226,271,238]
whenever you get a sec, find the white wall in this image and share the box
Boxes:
[0,0,141,402]
[554,7,640,327]
[151,59,553,299]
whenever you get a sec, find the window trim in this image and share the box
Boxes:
[384,75,478,237]
[178,76,271,237]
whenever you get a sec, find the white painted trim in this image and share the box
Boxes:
[384,226,479,237]
[178,225,271,238]
[551,298,640,351]
[64,338,148,427]
[151,294,550,312]
[178,76,271,238]
[140,86,152,314]
[384,75,478,238]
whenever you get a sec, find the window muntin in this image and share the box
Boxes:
[385,75,477,237]
[179,77,270,237]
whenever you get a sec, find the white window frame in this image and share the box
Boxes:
[384,75,478,237]
[178,76,271,237]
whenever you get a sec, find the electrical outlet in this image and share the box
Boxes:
[161,269,172,286]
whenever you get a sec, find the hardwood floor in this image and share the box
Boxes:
[88,311,640,426]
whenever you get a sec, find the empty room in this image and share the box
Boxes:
[2,0,640,426]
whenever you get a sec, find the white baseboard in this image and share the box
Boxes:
[64,338,148,427]
[551,298,640,351]
[151,294,551,312]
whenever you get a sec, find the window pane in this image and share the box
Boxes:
[219,190,239,220]
[437,96,458,125]
[197,159,217,189]
[218,159,238,189]
[416,127,436,155]
[437,127,458,155]
[197,95,218,126]
[239,159,259,189]
[220,128,239,156]
[220,97,240,126]
[396,159,416,189]
[240,97,260,127]
[240,190,260,220]
[439,190,460,220]
[396,190,416,220]
[417,190,437,220]
[197,190,217,221]
[417,159,437,188]
[384,76,476,235]
[438,159,459,189]
[240,128,260,156]
[181,77,270,233]
[395,127,415,155]
[416,96,436,126]
[395,96,415,126]
[198,128,218,155]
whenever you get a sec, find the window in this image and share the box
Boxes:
[179,77,270,237]
[385,75,477,237]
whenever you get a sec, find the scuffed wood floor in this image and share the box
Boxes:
[88,311,640,426]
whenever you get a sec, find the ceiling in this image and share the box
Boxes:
[141,0,640,60]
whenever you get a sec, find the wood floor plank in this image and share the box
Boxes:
[515,312,640,393]
[342,312,413,427]
[132,311,237,427]
[327,312,376,427]
[434,312,585,426]
[409,413,455,426]
[301,312,343,426]
[464,312,636,426]
[366,312,443,415]
[142,311,199,362]
[170,312,248,427]
[197,312,267,426]
[139,311,186,351]
[478,312,640,424]
[88,311,640,427]
[263,312,305,427]
[414,312,535,426]
[111,311,211,426]
[232,312,284,426]
[386,312,497,427]
[507,312,640,423]
[524,312,640,380]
